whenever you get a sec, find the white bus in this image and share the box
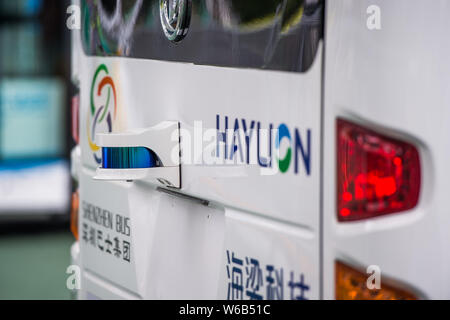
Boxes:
[70,0,448,300]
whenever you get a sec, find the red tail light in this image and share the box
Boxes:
[337,119,421,222]
[72,94,80,144]
[70,190,79,241]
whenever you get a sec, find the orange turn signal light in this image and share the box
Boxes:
[70,191,79,241]
[335,261,417,300]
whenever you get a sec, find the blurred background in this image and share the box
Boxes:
[0,0,72,299]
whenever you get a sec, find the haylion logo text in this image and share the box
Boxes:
[170,117,311,176]
[215,115,311,176]
[87,64,117,164]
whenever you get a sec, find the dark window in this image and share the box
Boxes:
[81,0,323,73]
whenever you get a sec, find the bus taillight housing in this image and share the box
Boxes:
[337,119,421,222]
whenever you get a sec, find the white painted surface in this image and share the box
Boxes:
[71,0,450,300]
[323,0,450,299]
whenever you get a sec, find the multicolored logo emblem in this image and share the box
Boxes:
[87,64,117,164]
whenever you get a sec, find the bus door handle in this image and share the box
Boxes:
[93,121,181,189]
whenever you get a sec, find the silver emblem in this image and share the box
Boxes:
[160,0,191,42]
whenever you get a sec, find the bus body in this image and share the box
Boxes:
[70,0,450,299]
